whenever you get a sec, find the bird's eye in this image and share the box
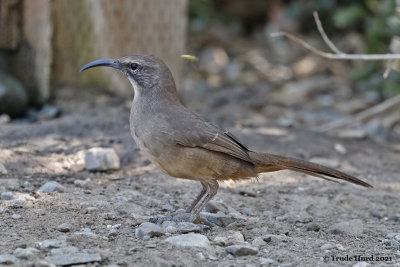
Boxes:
[130,63,139,71]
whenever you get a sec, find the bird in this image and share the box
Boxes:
[80,55,372,223]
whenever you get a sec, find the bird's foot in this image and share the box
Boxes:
[149,213,198,224]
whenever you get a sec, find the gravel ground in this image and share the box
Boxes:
[0,86,399,267]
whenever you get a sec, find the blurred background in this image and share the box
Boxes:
[1,0,400,143]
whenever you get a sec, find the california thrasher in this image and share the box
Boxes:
[81,55,372,222]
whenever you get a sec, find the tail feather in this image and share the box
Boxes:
[249,152,372,188]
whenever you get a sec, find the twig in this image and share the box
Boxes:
[313,12,343,54]
[316,94,400,132]
[270,12,400,61]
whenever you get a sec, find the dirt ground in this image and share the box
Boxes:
[0,77,399,267]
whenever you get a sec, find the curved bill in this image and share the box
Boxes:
[80,59,121,72]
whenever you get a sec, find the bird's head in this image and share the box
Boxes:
[80,55,176,97]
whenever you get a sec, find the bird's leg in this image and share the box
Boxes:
[185,181,208,213]
[190,180,219,219]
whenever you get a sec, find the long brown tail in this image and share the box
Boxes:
[249,152,372,188]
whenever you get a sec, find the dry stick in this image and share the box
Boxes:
[271,11,400,132]
[316,94,400,132]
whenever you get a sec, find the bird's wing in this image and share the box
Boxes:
[172,112,253,164]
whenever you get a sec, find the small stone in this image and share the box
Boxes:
[162,204,175,212]
[390,240,400,249]
[10,199,25,208]
[200,211,234,227]
[112,224,121,229]
[50,246,79,255]
[45,253,102,266]
[165,233,210,248]
[306,223,320,232]
[12,214,21,219]
[73,178,91,188]
[214,236,227,246]
[37,239,66,250]
[386,233,400,239]
[161,221,177,228]
[262,234,284,243]
[67,228,98,243]
[328,219,363,236]
[225,244,258,256]
[242,208,252,215]
[0,114,11,124]
[252,237,266,246]
[85,147,120,171]
[14,247,39,260]
[336,244,346,251]
[0,207,5,213]
[1,191,15,200]
[57,223,71,233]
[108,229,118,237]
[23,181,33,190]
[177,222,201,233]
[165,226,178,234]
[335,129,367,139]
[38,181,65,193]
[86,207,98,213]
[0,254,18,264]
[0,163,8,175]
[135,222,164,239]
[334,143,347,154]
[259,257,275,265]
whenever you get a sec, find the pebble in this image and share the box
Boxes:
[214,231,245,246]
[200,211,234,227]
[252,237,266,246]
[67,228,99,243]
[0,254,18,264]
[334,143,347,154]
[1,191,15,200]
[0,114,11,124]
[165,233,210,248]
[14,247,39,260]
[165,226,178,234]
[23,181,33,190]
[225,244,259,256]
[12,214,21,219]
[73,178,91,188]
[135,222,165,239]
[205,200,233,214]
[386,233,400,240]
[0,163,7,175]
[320,243,334,250]
[262,234,287,243]
[45,252,102,266]
[328,219,363,236]
[57,223,72,233]
[34,260,56,267]
[259,257,275,265]
[85,147,120,171]
[306,223,320,232]
[0,207,5,213]
[162,204,175,212]
[10,199,25,208]
[38,181,65,193]
[176,222,201,233]
[37,239,66,250]
[242,208,252,215]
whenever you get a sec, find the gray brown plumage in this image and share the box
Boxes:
[80,55,372,222]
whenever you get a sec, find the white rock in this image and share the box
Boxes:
[37,239,66,250]
[259,257,275,265]
[38,181,65,193]
[45,253,102,265]
[165,233,210,248]
[14,247,39,260]
[85,147,120,171]
[0,254,18,264]
[320,243,334,250]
